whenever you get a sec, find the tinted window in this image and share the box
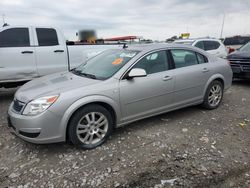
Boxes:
[0,28,30,47]
[204,41,220,51]
[133,51,168,74]
[171,50,198,68]
[196,53,208,64]
[224,36,250,45]
[195,41,205,50]
[36,28,59,46]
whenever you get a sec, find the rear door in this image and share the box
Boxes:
[119,50,175,122]
[0,27,37,82]
[34,28,68,76]
[169,49,212,106]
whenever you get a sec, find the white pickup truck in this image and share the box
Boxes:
[0,26,122,88]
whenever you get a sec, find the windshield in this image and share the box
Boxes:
[72,49,139,80]
[239,42,250,52]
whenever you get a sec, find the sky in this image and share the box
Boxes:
[0,0,250,41]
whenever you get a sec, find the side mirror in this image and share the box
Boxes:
[128,68,147,78]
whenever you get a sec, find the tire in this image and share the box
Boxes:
[202,80,224,110]
[68,104,114,149]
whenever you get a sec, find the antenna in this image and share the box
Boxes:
[220,14,225,38]
[2,14,5,25]
[2,14,9,27]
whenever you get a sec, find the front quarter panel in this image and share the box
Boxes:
[57,95,121,141]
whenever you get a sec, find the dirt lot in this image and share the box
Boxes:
[0,80,250,188]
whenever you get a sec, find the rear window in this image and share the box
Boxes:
[224,36,250,46]
[204,41,220,51]
[36,28,59,46]
[0,28,30,47]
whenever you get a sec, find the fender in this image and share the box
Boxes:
[203,74,225,97]
[58,95,121,141]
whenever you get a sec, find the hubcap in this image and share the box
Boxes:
[208,84,222,107]
[76,112,108,145]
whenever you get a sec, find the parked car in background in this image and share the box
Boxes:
[174,38,228,58]
[227,42,250,79]
[224,35,250,54]
[8,43,232,149]
[0,25,122,88]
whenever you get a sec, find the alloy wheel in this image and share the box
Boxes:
[208,84,222,107]
[76,112,108,145]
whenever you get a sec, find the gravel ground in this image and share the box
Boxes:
[0,80,250,188]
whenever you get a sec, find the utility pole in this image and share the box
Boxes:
[220,14,225,39]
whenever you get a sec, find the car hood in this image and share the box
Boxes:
[227,51,250,59]
[15,71,101,103]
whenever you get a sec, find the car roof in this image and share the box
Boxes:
[124,43,196,52]
[175,38,221,43]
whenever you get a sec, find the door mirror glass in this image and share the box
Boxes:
[128,68,147,78]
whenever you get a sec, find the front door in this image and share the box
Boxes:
[119,50,174,122]
[0,27,37,82]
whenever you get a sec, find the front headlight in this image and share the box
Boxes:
[22,95,59,116]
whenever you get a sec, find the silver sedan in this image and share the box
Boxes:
[8,44,233,149]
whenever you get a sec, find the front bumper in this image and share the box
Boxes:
[8,102,65,144]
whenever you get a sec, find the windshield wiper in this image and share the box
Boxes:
[71,69,98,79]
[71,69,82,76]
[80,73,97,79]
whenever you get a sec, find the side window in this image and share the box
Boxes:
[36,28,59,46]
[204,41,220,51]
[195,41,205,50]
[196,53,208,64]
[171,49,198,68]
[133,51,168,74]
[0,28,30,47]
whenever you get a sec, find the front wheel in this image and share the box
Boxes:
[68,104,114,149]
[202,80,224,109]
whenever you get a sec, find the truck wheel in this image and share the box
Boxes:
[202,80,224,110]
[68,104,114,149]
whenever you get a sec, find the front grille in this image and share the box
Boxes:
[230,58,250,73]
[242,64,250,72]
[229,58,250,63]
[13,99,25,113]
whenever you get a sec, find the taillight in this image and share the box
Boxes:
[228,47,235,54]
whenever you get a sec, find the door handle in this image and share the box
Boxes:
[21,51,33,54]
[202,68,209,73]
[54,50,64,53]
[162,75,173,81]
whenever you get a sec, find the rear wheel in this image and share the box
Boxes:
[202,80,223,109]
[68,104,114,149]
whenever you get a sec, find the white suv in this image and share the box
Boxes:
[174,38,228,58]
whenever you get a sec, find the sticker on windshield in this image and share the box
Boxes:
[112,58,123,65]
[120,52,137,58]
